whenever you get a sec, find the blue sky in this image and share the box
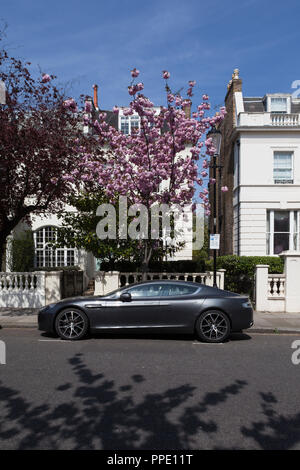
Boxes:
[2,0,300,111]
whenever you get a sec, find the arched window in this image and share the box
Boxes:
[34,226,76,268]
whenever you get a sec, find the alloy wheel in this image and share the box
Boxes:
[198,311,230,342]
[56,310,88,340]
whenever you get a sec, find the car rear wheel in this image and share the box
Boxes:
[196,310,230,343]
[55,308,89,340]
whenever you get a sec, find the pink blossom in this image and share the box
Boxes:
[84,101,92,113]
[63,98,77,113]
[128,86,136,96]
[41,74,51,83]
[202,94,209,101]
[131,68,140,78]
[63,69,228,244]
[113,106,119,114]
[136,82,144,91]
[189,80,196,87]
[221,186,228,192]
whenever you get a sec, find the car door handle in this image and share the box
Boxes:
[85,304,103,308]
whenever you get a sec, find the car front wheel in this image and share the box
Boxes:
[55,308,89,340]
[196,310,230,343]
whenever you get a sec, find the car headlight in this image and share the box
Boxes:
[242,300,252,308]
[40,303,56,312]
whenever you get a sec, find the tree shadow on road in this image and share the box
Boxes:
[241,391,300,450]
[0,352,247,449]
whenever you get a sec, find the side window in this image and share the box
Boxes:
[161,284,199,297]
[127,284,162,299]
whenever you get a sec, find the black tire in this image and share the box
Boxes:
[196,310,231,343]
[55,308,89,341]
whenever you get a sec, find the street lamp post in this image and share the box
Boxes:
[0,80,6,105]
[207,125,222,288]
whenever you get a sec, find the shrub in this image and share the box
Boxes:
[10,231,35,272]
[205,255,284,297]
[34,265,82,272]
[100,258,206,273]
[205,255,283,276]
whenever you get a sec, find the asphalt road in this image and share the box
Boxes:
[0,328,300,450]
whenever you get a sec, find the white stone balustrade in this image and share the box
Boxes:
[0,271,62,308]
[238,112,299,127]
[267,274,285,298]
[94,270,226,296]
[256,251,300,313]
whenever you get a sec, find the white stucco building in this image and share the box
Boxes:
[216,70,300,257]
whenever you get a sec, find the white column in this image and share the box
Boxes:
[280,251,300,313]
[255,265,269,311]
[94,271,120,296]
[205,272,214,287]
[35,271,46,306]
[45,271,63,304]
[218,269,226,290]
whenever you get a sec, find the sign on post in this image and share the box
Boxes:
[209,234,220,250]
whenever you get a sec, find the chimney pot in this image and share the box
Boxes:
[93,84,99,110]
[183,99,192,118]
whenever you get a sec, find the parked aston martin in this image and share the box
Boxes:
[38,280,253,343]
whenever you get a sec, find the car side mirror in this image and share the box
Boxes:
[120,292,132,302]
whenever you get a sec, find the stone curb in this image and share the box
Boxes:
[1,322,300,335]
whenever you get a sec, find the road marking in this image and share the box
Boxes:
[192,342,224,345]
[38,339,64,342]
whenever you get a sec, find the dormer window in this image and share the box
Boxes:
[270,97,287,113]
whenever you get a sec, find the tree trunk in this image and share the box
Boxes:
[0,235,7,271]
[140,242,152,281]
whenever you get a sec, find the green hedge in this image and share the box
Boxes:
[205,255,283,276]
[34,266,82,272]
[205,255,284,297]
[101,259,206,273]
[10,232,35,272]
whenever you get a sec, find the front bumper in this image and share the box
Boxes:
[38,309,56,333]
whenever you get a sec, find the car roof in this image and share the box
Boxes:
[121,279,203,288]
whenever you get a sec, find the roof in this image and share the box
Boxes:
[243,96,300,114]
[291,102,300,113]
[243,98,265,112]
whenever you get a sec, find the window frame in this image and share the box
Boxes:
[124,283,163,299]
[266,210,299,255]
[119,113,140,135]
[33,226,76,268]
[160,283,201,297]
[273,151,294,184]
[270,97,288,113]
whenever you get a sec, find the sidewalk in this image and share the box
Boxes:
[0,308,39,328]
[1,308,300,333]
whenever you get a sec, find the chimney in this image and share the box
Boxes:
[183,99,191,118]
[225,68,242,103]
[93,84,99,110]
[224,68,242,129]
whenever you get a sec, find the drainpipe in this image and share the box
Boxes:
[237,139,240,256]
